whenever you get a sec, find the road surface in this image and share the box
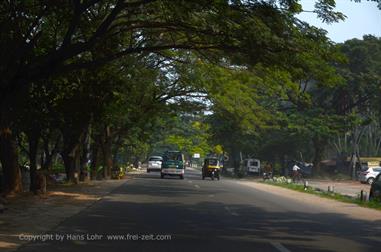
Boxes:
[17,168,381,252]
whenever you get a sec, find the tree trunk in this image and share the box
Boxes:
[79,151,88,181]
[101,126,113,179]
[102,142,113,179]
[41,134,60,171]
[62,138,79,183]
[0,127,23,194]
[79,129,90,182]
[28,132,39,193]
[62,151,74,181]
[112,135,123,170]
[112,148,119,171]
[90,141,99,180]
[349,127,363,180]
[282,155,288,176]
[312,135,326,176]
[42,154,53,171]
[62,147,80,184]
[61,127,84,183]
[230,144,242,176]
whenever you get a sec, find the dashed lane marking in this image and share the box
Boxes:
[224,206,239,216]
[271,242,291,252]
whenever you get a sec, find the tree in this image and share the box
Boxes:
[326,36,381,177]
[0,0,357,192]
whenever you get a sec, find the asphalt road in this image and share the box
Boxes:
[18,168,381,252]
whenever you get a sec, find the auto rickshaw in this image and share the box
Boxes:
[202,157,221,180]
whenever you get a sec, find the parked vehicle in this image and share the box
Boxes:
[369,173,381,202]
[147,156,163,172]
[161,151,185,179]
[359,166,381,184]
[244,158,261,174]
[202,157,221,181]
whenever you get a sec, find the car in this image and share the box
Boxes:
[369,173,381,202]
[358,166,381,184]
[147,156,163,172]
[161,151,185,179]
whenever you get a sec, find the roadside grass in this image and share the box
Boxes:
[262,180,381,211]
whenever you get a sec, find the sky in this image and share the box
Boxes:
[297,0,381,43]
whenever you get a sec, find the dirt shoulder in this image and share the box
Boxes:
[306,179,370,197]
[235,180,381,222]
[229,175,371,198]
[0,177,130,252]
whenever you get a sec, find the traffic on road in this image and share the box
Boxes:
[15,167,381,252]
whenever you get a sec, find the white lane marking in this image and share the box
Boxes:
[271,242,291,252]
[188,180,193,183]
[224,206,239,216]
[208,194,214,198]
[194,184,200,189]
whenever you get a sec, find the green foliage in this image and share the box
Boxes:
[329,35,381,157]
[2,0,379,191]
[337,35,381,115]
[314,0,347,23]
[152,114,211,158]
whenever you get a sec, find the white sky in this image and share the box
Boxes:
[297,0,381,42]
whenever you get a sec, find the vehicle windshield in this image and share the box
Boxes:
[149,157,162,161]
[208,159,218,166]
[250,161,258,166]
[163,152,182,161]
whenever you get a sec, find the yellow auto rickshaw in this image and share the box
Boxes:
[202,157,221,180]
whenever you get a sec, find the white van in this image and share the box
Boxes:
[244,159,261,174]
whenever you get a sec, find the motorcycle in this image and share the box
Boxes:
[263,171,273,181]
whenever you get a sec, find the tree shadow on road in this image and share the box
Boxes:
[16,195,381,252]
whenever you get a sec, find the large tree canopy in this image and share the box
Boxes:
[0,0,352,101]
[0,0,379,193]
